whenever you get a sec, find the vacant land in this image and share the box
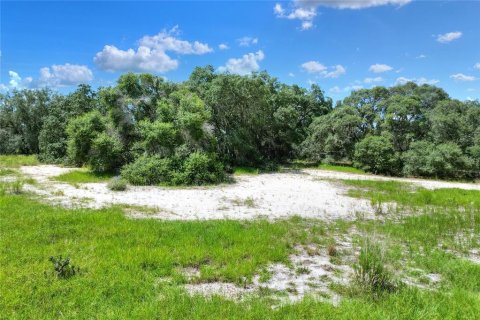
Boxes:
[1,159,480,319]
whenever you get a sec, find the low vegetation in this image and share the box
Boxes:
[53,169,114,184]
[1,175,480,318]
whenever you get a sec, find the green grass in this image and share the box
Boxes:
[2,179,480,318]
[0,155,39,167]
[343,179,480,208]
[233,166,260,175]
[318,164,366,174]
[0,168,18,176]
[53,169,115,184]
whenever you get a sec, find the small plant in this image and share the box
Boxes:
[49,256,80,279]
[107,177,127,191]
[354,240,398,295]
[0,180,24,195]
[328,245,338,257]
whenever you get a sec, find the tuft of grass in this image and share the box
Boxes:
[53,169,115,184]
[354,239,398,296]
[107,177,128,191]
[0,168,17,176]
[319,164,366,174]
[0,155,39,168]
[0,180,24,195]
[233,166,260,175]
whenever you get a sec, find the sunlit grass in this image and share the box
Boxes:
[0,155,39,168]
[52,169,115,184]
[318,164,366,174]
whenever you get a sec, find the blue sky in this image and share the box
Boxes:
[1,0,479,101]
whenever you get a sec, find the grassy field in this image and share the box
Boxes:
[0,155,39,167]
[52,169,115,184]
[1,174,480,318]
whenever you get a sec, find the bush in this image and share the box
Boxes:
[403,141,474,179]
[66,111,106,166]
[121,155,173,185]
[173,152,226,185]
[354,240,398,295]
[49,256,80,279]
[354,135,399,175]
[107,177,127,191]
[88,132,123,173]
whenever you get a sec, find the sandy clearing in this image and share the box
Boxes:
[18,165,480,221]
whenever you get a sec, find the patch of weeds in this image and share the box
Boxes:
[234,166,260,175]
[258,268,272,283]
[353,239,399,296]
[0,168,17,176]
[318,164,366,174]
[0,180,24,195]
[0,155,39,167]
[296,266,311,275]
[107,177,127,191]
[230,196,257,208]
[53,169,114,184]
[48,256,80,279]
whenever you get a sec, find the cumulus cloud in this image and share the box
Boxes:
[94,26,212,73]
[450,73,476,82]
[301,61,346,78]
[369,64,393,73]
[395,77,439,86]
[218,50,265,75]
[237,36,258,47]
[436,31,462,43]
[474,63,480,70]
[301,61,327,73]
[39,64,93,87]
[364,77,383,83]
[274,0,411,30]
[218,43,229,50]
[329,84,363,94]
[0,71,33,91]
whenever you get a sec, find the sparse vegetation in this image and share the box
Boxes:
[107,177,127,191]
[53,169,114,184]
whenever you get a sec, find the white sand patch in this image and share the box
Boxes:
[183,244,354,304]
[20,165,374,221]
[19,166,479,221]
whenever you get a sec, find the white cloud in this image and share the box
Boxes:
[301,0,411,10]
[301,61,346,78]
[288,72,295,77]
[94,26,212,73]
[218,50,265,75]
[218,43,229,50]
[301,61,327,73]
[324,65,346,78]
[364,76,383,83]
[237,36,258,47]
[395,77,439,86]
[416,54,427,59]
[436,31,462,43]
[0,71,33,91]
[450,73,476,82]
[38,64,93,87]
[274,3,316,30]
[274,0,410,30]
[369,64,393,73]
[329,84,363,94]
[474,63,480,70]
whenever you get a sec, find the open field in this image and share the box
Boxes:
[1,159,480,319]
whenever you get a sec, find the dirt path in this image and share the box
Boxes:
[19,165,480,221]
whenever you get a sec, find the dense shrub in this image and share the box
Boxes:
[88,132,123,173]
[66,111,106,166]
[354,135,399,175]
[403,141,474,179]
[121,156,173,185]
[173,152,226,185]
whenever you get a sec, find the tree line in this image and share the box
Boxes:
[1,66,479,184]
